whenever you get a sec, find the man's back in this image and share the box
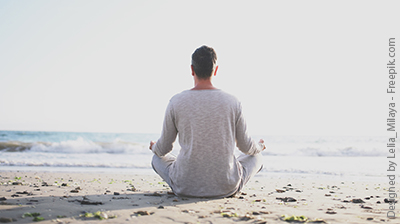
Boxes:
[150,45,264,198]
[171,89,240,197]
[153,89,259,197]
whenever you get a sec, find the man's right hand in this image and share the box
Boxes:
[149,141,156,151]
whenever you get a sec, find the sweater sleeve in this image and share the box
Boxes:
[151,100,178,157]
[235,102,263,155]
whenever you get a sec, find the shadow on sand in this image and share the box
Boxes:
[0,187,221,223]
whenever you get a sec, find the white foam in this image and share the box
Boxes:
[28,137,147,154]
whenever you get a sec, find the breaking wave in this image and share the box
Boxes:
[0,138,146,154]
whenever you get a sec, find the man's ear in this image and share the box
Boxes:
[213,65,219,77]
[191,65,195,77]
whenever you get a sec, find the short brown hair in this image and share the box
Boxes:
[191,45,217,79]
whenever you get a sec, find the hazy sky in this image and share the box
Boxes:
[0,0,399,136]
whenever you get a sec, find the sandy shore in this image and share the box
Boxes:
[0,170,397,223]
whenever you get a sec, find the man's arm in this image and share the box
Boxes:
[235,103,265,155]
[149,101,178,157]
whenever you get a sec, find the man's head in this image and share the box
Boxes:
[191,45,217,79]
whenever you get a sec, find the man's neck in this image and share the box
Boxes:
[191,79,217,90]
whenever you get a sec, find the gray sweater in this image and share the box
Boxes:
[152,89,262,197]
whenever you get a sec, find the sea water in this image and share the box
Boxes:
[0,130,392,182]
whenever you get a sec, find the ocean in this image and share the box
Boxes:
[0,130,392,182]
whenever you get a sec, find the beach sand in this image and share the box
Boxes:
[0,171,397,223]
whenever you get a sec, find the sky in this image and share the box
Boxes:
[0,0,399,136]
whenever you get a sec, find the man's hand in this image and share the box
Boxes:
[258,139,266,151]
[149,141,156,151]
